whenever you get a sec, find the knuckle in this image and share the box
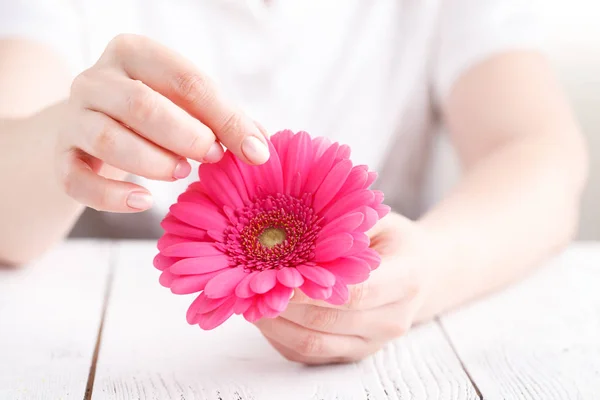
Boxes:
[173,72,211,105]
[126,83,158,121]
[107,33,140,57]
[92,120,118,154]
[295,333,323,357]
[219,112,243,138]
[306,307,339,331]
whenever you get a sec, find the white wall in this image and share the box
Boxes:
[427,1,600,239]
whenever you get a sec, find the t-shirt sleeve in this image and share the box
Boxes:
[432,0,546,106]
[0,1,86,74]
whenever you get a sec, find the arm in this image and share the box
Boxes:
[415,51,589,320]
[0,39,81,265]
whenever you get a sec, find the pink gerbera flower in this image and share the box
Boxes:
[154,130,390,330]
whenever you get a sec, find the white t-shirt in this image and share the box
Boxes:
[0,0,542,238]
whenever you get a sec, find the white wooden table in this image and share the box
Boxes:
[1,241,599,400]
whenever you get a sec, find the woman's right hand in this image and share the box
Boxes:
[56,34,270,213]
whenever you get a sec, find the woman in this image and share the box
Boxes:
[0,1,588,364]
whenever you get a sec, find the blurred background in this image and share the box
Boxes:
[426,0,600,240]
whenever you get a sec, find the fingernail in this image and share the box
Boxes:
[127,191,153,210]
[241,136,270,164]
[173,159,191,179]
[202,142,223,163]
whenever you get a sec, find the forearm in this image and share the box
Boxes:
[415,132,588,321]
[0,102,84,265]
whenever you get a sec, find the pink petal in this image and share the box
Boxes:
[196,296,237,330]
[233,156,258,200]
[169,254,231,275]
[170,270,223,294]
[318,212,364,239]
[365,171,378,188]
[336,144,351,160]
[312,159,353,213]
[203,267,248,298]
[327,280,350,305]
[322,190,375,223]
[334,165,368,200]
[153,253,180,271]
[157,234,188,251]
[303,143,339,194]
[300,280,333,300]
[264,286,293,312]
[212,164,245,209]
[372,190,384,206]
[186,293,230,324]
[270,129,294,155]
[235,271,259,298]
[255,140,284,195]
[161,242,223,258]
[361,248,382,270]
[257,297,280,318]
[277,267,304,288]
[219,152,250,205]
[177,189,207,203]
[243,302,263,323]
[159,270,178,287]
[161,215,208,240]
[356,207,379,232]
[346,232,370,256]
[170,202,228,232]
[250,269,278,294]
[314,232,354,262]
[312,136,332,159]
[320,257,371,284]
[375,204,391,218]
[283,132,312,197]
[233,297,254,315]
[296,264,336,287]
[199,163,244,209]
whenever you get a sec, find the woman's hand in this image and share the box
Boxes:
[255,212,435,365]
[56,34,269,213]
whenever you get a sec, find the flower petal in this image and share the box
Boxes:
[170,202,228,232]
[283,132,312,197]
[320,257,371,284]
[161,242,223,258]
[375,204,391,219]
[161,214,208,240]
[318,212,364,239]
[277,267,304,288]
[235,271,259,298]
[356,207,379,232]
[250,269,278,294]
[257,297,280,318]
[333,165,368,200]
[170,270,223,294]
[296,264,336,287]
[219,151,250,205]
[314,232,354,262]
[169,254,231,275]
[233,156,259,200]
[312,159,352,213]
[346,232,370,256]
[157,234,188,251]
[365,171,378,188]
[233,297,254,315]
[153,254,180,271]
[361,248,382,270]
[255,140,284,195]
[327,280,350,305]
[322,190,375,224]
[311,136,332,159]
[203,267,248,298]
[197,296,237,330]
[264,286,293,312]
[243,301,263,322]
[159,270,178,287]
[300,280,333,300]
[303,143,339,194]
[372,190,384,206]
[199,163,244,209]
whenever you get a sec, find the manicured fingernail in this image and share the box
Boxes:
[241,136,270,164]
[202,142,223,163]
[127,192,153,210]
[173,159,191,179]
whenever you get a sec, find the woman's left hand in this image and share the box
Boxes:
[254,212,435,365]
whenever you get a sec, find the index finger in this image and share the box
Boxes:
[105,34,270,165]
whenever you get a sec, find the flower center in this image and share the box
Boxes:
[223,194,321,271]
[258,227,287,248]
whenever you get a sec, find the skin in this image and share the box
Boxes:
[0,37,589,363]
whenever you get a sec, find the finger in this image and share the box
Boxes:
[59,150,153,212]
[105,34,269,165]
[264,337,349,365]
[74,72,220,163]
[254,317,367,359]
[279,302,411,341]
[73,109,189,181]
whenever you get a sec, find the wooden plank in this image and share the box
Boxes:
[93,241,478,400]
[0,240,112,400]
[440,243,600,400]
